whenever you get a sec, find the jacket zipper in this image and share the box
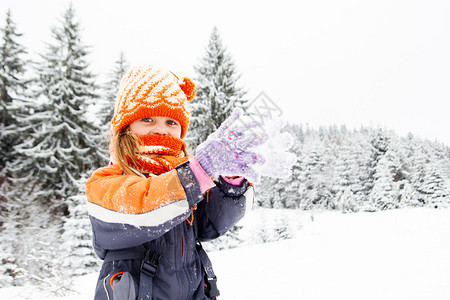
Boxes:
[103,275,111,300]
[173,227,184,300]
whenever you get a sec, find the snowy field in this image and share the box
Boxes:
[2,207,450,300]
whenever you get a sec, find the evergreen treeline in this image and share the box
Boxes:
[257,124,450,212]
[1,4,449,291]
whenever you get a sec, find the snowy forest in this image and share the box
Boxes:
[1,5,450,292]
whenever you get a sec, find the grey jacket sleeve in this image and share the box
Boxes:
[196,176,254,241]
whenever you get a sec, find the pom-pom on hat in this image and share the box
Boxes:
[111,65,196,138]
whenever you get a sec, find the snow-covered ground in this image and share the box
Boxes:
[3,207,450,300]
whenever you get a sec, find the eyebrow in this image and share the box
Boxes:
[166,118,179,123]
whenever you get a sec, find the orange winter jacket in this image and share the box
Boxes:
[86,161,254,300]
[86,163,191,227]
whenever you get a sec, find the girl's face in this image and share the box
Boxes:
[129,116,182,138]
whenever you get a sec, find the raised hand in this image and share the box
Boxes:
[196,108,268,182]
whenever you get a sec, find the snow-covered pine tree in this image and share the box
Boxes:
[384,135,414,208]
[60,193,99,277]
[6,4,107,283]
[312,129,337,209]
[0,9,31,288]
[186,26,247,148]
[368,148,402,210]
[297,139,328,209]
[99,51,129,127]
[0,9,28,172]
[94,52,129,156]
[13,3,106,211]
[256,177,279,208]
[330,129,375,212]
[426,140,450,207]
[412,140,450,208]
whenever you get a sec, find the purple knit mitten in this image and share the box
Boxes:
[196,108,267,182]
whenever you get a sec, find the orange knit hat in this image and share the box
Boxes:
[111,65,196,138]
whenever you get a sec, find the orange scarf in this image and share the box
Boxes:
[131,135,189,175]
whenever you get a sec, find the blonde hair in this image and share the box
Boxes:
[110,127,189,176]
[111,127,142,175]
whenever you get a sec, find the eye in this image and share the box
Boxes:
[141,117,153,123]
[166,119,179,126]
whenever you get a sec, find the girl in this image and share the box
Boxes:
[86,65,264,300]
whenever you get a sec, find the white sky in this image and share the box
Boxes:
[2,0,450,146]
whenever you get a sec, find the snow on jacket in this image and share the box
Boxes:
[86,161,254,300]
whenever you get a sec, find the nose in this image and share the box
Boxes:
[149,123,167,135]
